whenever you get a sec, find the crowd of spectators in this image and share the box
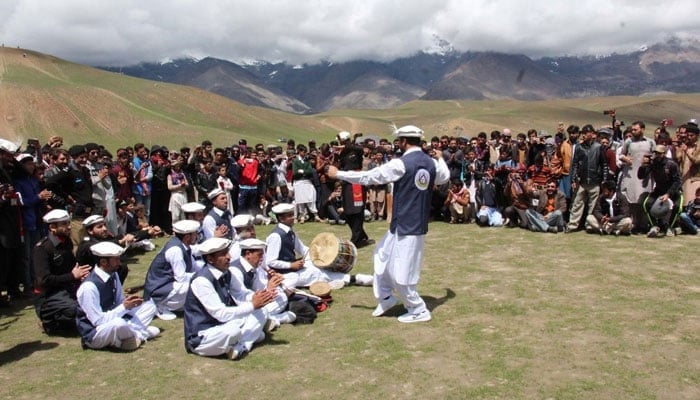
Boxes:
[0,116,698,306]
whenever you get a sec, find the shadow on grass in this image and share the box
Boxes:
[424,288,456,312]
[349,288,456,316]
[0,340,59,366]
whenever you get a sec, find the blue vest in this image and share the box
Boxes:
[76,270,119,346]
[183,267,236,352]
[272,226,296,263]
[207,208,233,239]
[143,237,192,303]
[390,150,436,235]
[230,259,256,289]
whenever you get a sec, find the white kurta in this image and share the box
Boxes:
[335,147,449,312]
[77,268,157,349]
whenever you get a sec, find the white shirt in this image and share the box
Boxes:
[264,223,310,271]
[190,266,254,322]
[77,267,126,327]
[228,258,258,304]
[335,147,449,187]
[202,207,232,239]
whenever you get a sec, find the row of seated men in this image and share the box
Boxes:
[34,201,372,360]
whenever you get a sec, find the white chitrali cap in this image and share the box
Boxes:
[199,237,232,255]
[207,188,225,200]
[15,153,33,163]
[181,202,206,214]
[271,203,295,215]
[231,214,254,228]
[90,241,125,257]
[82,215,105,227]
[173,219,200,234]
[394,125,424,138]
[337,131,351,141]
[43,209,71,224]
[0,138,19,153]
[239,238,267,250]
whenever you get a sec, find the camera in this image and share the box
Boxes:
[603,110,615,115]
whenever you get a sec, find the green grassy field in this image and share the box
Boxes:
[1,221,697,400]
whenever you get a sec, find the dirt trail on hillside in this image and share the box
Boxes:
[320,116,362,133]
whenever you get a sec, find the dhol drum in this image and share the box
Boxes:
[309,232,357,273]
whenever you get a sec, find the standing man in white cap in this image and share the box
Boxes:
[0,139,23,304]
[143,219,200,320]
[266,203,373,289]
[184,237,275,360]
[33,209,91,334]
[76,241,159,351]
[328,125,449,323]
[202,188,233,240]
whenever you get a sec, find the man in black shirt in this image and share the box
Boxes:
[33,209,91,335]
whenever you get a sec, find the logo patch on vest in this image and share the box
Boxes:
[414,168,430,191]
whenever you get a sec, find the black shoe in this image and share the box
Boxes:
[355,238,375,248]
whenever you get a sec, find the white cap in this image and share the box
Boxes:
[90,241,125,257]
[271,203,295,215]
[82,215,105,227]
[502,128,512,136]
[207,188,225,200]
[199,237,232,255]
[231,214,254,228]
[43,209,71,224]
[394,125,424,138]
[337,131,351,141]
[15,153,33,163]
[239,238,267,250]
[172,219,200,234]
[181,202,206,214]
[0,138,19,153]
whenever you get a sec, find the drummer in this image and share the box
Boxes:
[264,203,373,289]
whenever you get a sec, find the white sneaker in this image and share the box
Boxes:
[397,310,432,323]
[264,318,280,333]
[156,309,177,321]
[118,336,142,351]
[274,311,296,324]
[226,345,248,361]
[328,279,345,290]
[372,295,398,317]
[647,226,660,238]
[353,273,373,286]
[145,326,161,339]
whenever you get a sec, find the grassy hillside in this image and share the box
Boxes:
[1,47,699,151]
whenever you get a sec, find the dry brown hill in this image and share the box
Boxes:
[1,47,699,151]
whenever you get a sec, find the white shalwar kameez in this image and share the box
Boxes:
[335,148,449,316]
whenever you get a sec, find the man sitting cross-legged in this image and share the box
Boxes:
[143,220,200,320]
[184,238,276,360]
[229,238,296,329]
[76,242,160,351]
[265,203,373,290]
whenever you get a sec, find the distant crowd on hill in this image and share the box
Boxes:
[0,115,698,308]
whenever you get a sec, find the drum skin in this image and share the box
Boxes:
[310,232,357,273]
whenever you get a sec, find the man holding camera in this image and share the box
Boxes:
[638,145,682,238]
